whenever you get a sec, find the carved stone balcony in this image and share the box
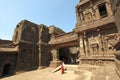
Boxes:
[0,40,18,53]
[75,15,115,32]
[0,40,14,48]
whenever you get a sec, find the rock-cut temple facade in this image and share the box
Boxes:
[0,0,120,78]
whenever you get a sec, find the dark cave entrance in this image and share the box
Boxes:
[59,47,79,64]
[2,64,11,76]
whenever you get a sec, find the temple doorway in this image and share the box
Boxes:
[2,64,11,76]
[59,47,79,64]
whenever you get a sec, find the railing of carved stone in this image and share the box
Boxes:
[49,32,78,44]
[0,43,15,48]
[55,32,76,39]
[0,40,16,48]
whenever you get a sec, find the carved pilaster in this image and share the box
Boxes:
[96,6,101,19]
[84,32,88,56]
[79,34,85,57]
[97,29,101,55]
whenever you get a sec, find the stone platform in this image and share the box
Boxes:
[49,60,63,67]
[79,55,115,65]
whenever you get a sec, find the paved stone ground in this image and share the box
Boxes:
[0,68,78,80]
[0,64,120,80]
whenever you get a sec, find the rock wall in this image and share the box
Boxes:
[13,20,52,72]
[16,43,39,72]
[111,0,120,78]
[12,20,39,44]
[0,53,17,77]
[111,0,120,32]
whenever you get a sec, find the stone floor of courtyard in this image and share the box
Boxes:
[0,64,120,80]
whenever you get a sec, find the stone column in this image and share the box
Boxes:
[79,35,85,56]
[97,29,102,55]
[51,48,59,61]
[49,47,62,67]
[84,32,88,56]
[79,34,86,64]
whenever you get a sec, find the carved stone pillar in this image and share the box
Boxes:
[79,35,85,57]
[49,47,62,67]
[84,32,88,56]
[51,48,59,61]
[95,6,101,19]
[97,29,102,55]
[78,34,86,64]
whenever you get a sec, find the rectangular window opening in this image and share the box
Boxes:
[98,3,108,18]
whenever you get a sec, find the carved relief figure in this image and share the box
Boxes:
[89,36,99,55]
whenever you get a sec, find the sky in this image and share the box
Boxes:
[0,0,79,40]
